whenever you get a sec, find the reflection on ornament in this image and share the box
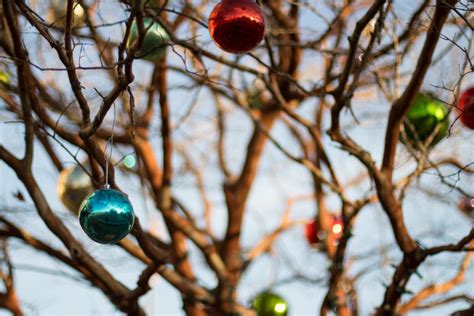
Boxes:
[458,197,474,219]
[79,189,135,244]
[127,18,170,61]
[51,0,86,28]
[57,165,94,214]
[331,215,343,240]
[208,0,265,54]
[400,93,449,149]
[251,292,288,316]
[123,154,137,169]
[457,87,474,129]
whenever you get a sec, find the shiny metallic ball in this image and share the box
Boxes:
[208,0,265,54]
[401,93,449,149]
[251,292,288,316]
[127,18,170,61]
[57,165,94,214]
[79,189,135,244]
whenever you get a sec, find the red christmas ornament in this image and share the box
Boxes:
[458,87,474,129]
[305,219,320,245]
[305,215,344,245]
[208,0,265,54]
[458,196,474,219]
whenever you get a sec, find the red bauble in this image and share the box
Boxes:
[305,219,320,245]
[305,215,344,245]
[208,0,265,54]
[458,87,474,129]
[458,197,474,219]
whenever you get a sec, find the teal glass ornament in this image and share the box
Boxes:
[251,292,288,316]
[79,189,135,244]
[400,93,449,149]
[57,165,94,214]
[127,18,170,61]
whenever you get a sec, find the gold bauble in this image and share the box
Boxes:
[57,165,94,214]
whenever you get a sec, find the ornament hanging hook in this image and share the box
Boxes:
[104,102,117,189]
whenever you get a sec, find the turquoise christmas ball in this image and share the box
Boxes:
[251,292,288,316]
[401,93,449,149]
[79,189,135,244]
[127,18,170,61]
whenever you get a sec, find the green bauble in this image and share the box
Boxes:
[247,87,265,110]
[251,292,288,316]
[127,18,170,61]
[401,93,449,148]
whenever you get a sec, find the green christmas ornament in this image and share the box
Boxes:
[251,292,288,316]
[247,87,265,110]
[400,93,449,148]
[127,18,170,61]
[79,189,135,244]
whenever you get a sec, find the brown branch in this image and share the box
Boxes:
[398,244,473,314]
[381,0,458,179]
[375,228,474,315]
[0,145,144,315]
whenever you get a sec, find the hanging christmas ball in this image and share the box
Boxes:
[57,165,94,214]
[400,93,449,148]
[458,196,474,219]
[208,0,265,54]
[251,292,288,316]
[79,189,135,244]
[305,219,320,245]
[50,0,86,28]
[457,87,474,129]
[127,18,170,61]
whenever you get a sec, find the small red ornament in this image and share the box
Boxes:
[305,219,320,245]
[458,196,474,219]
[458,86,474,129]
[305,215,344,245]
[208,0,265,54]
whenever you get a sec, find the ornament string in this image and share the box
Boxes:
[104,102,117,189]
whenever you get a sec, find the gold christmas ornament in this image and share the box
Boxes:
[50,0,86,28]
[57,164,94,214]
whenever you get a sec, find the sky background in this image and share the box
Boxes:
[0,0,473,315]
